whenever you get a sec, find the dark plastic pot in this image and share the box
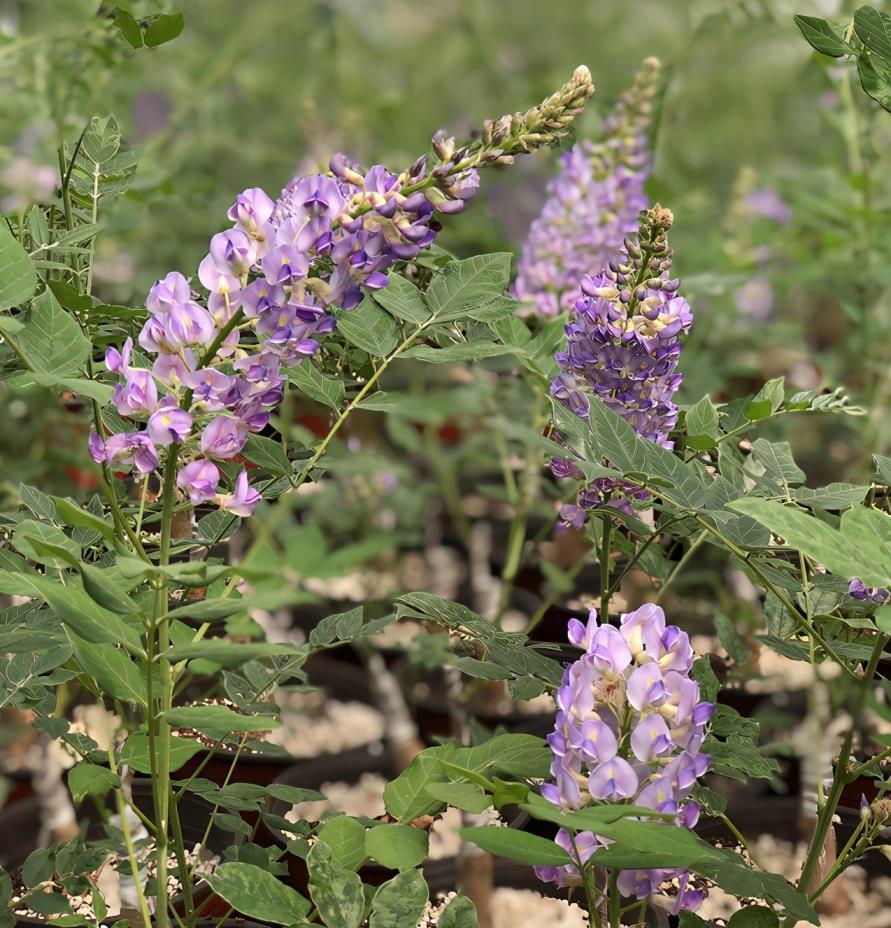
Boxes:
[838,753,891,809]
[399,661,555,741]
[171,741,295,790]
[0,797,41,870]
[1,771,34,809]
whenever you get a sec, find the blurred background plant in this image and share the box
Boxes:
[2,2,891,923]
[3,0,890,490]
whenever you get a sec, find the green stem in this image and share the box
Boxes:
[655,528,707,603]
[169,799,195,925]
[187,736,249,883]
[607,871,621,928]
[792,634,886,906]
[107,747,153,928]
[84,159,100,296]
[599,515,614,620]
[227,319,433,591]
[808,817,868,904]
[690,515,862,681]
[496,504,529,620]
[606,514,688,596]
[578,859,603,928]
[152,456,179,928]
[425,426,472,550]
[496,390,546,622]
[718,812,760,868]
[847,745,891,780]
[295,324,424,481]
[171,646,310,808]
[0,330,33,370]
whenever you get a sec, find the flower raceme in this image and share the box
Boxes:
[514,58,662,318]
[535,603,713,914]
[550,205,693,524]
[89,68,595,516]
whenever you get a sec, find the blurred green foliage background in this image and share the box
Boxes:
[2,0,891,489]
[0,0,845,291]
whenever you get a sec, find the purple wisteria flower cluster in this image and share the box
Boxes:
[90,157,469,510]
[848,578,890,605]
[550,205,693,525]
[89,67,596,514]
[514,58,662,318]
[535,604,713,914]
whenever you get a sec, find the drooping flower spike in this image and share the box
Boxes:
[535,603,713,915]
[91,68,596,520]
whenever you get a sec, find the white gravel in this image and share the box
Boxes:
[268,689,386,757]
[417,889,589,927]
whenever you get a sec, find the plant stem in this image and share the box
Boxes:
[152,456,179,928]
[600,515,614,620]
[107,748,152,928]
[655,528,707,603]
[425,426,472,550]
[718,812,760,868]
[295,324,425,482]
[169,799,194,926]
[579,861,603,928]
[690,515,862,681]
[808,816,868,904]
[607,871,621,928]
[227,319,435,590]
[847,745,891,779]
[790,634,886,913]
[187,736,249,883]
[607,514,688,596]
[496,389,546,622]
[497,501,528,615]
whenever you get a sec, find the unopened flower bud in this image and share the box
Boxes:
[432,131,455,161]
[492,115,512,144]
[872,798,891,824]
[408,154,427,181]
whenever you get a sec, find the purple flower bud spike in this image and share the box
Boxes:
[549,204,692,527]
[515,59,662,319]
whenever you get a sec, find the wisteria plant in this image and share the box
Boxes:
[2,9,891,928]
